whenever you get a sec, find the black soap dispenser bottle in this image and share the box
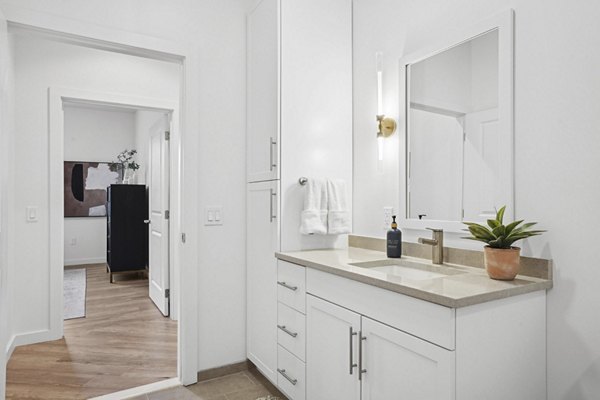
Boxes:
[387,215,402,258]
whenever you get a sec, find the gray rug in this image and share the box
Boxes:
[64,268,87,320]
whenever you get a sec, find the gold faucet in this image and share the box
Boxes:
[418,228,444,264]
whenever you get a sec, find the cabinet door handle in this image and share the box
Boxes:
[349,327,358,375]
[277,281,298,291]
[269,189,277,222]
[358,332,367,381]
[269,137,277,171]
[277,368,298,385]
[277,324,298,338]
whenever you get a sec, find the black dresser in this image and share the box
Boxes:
[106,184,148,283]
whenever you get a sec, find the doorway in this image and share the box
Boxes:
[6,93,182,398]
[2,15,200,397]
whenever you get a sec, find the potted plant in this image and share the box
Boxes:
[463,206,545,280]
[109,149,140,183]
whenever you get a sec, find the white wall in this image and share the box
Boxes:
[1,0,249,375]
[353,0,600,398]
[0,8,15,399]
[63,105,136,266]
[280,0,353,252]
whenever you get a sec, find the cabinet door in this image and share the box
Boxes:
[247,0,279,182]
[306,295,361,400]
[247,181,279,383]
[361,317,455,400]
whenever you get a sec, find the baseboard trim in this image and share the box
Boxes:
[88,377,180,400]
[7,328,61,360]
[64,257,106,266]
[197,360,251,382]
[5,335,15,360]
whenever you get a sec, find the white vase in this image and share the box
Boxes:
[123,168,134,184]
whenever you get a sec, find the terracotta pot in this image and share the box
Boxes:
[483,246,521,280]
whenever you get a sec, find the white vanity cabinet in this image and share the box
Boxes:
[306,295,454,400]
[303,265,547,400]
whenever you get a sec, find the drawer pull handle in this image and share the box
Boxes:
[349,327,357,375]
[269,189,277,222]
[359,333,367,381]
[270,137,277,171]
[277,324,298,338]
[277,368,298,385]
[277,281,298,291]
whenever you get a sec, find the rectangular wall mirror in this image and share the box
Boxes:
[399,10,514,232]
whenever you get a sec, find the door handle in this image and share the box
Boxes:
[358,332,367,381]
[143,220,151,224]
[269,137,277,171]
[349,327,358,375]
[269,189,277,222]
[277,325,298,338]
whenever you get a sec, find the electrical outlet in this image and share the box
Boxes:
[383,207,394,230]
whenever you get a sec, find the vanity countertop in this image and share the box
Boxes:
[275,247,553,308]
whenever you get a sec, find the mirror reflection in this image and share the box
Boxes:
[406,29,507,222]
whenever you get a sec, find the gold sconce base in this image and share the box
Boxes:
[376,115,397,137]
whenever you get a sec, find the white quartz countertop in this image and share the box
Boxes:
[275,247,553,308]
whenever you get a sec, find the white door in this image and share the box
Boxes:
[463,108,503,221]
[148,116,170,316]
[246,0,278,182]
[246,180,279,383]
[361,316,455,400]
[306,295,361,400]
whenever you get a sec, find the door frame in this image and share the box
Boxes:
[5,8,200,385]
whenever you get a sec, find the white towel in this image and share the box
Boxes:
[327,179,351,234]
[300,178,328,235]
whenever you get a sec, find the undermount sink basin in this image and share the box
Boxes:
[369,265,449,280]
[350,258,465,281]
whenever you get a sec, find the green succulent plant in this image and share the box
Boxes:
[462,206,545,249]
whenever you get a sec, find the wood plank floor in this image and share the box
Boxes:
[6,264,177,400]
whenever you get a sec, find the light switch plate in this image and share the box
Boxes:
[204,206,223,226]
[26,206,39,222]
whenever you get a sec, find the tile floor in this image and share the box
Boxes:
[133,370,286,400]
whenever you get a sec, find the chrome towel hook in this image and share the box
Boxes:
[298,177,308,185]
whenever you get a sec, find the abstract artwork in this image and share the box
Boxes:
[64,161,120,217]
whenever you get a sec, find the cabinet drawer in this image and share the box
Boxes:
[277,302,306,361]
[277,260,306,313]
[277,345,306,400]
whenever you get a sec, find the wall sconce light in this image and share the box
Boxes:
[376,52,397,161]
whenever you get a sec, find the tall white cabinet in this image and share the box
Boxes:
[246,0,352,394]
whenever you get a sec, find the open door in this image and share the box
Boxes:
[148,115,170,316]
